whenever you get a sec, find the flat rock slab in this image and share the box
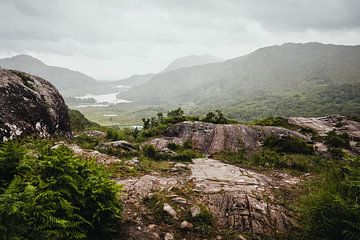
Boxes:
[189,158,297,234]
[118,158,298,236]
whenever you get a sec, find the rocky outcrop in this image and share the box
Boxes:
[117,158,298,238]
[289,115,360,139]
[0,69,71,141]
[164,121,305,154]
[189,158,297,234]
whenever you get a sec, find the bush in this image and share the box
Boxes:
[297,161,360,240]
[0,140,122,240]
[263,135,314,154]
[68,109,100,132]
[142,144,159,159]
[74,134,100,149]
[325,131,350,149]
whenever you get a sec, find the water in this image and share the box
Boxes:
[75,85,132,108]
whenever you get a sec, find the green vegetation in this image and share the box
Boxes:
[325,130,350,149]
[0,140,122,240]
[68,109,100,132]
[74,134,100,149]
[263,135,314,155]
[251,116,293,128]
[297,159,360,240]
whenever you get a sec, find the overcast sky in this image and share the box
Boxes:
[0,0,359,80]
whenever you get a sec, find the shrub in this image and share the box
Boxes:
[263,135,313,154]
[0,140,122,240]
[0,141,25,190]
[68,109,100,132]
[325,131,350,149]
[142,144,158,159]
[297,161,360,240]
[74,134,100,149]
[252,117,292,128]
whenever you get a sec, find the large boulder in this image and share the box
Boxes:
[165,121,306,154]
[0,69,71,141]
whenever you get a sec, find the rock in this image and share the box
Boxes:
[165,121,306,154]
[97,140,135,152]
[148,224,156,230]
[174,163,187,168]
[189,158,297,234]
[238,235,248,240]
[53,142,121,164]
[81,130,106,138]
[180,220,193,229]
[118,159,298,236]
[164,232,174,240]
[163,203,178,219]
[146,137,183,152]
[0,69,71,141]
[172,196,187,204]
[190,206,201,218]
[289,115,360,139]
[126,157,140,166]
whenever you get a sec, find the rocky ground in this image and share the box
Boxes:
[116,158,299,240]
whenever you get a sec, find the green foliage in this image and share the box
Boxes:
[68,109,100,132]
[0,140,122,240]
[142,144,159,160]
[297,160,360,240]
[74,134,100,149]
[202,110,229,124]
[0,141,25,191]
[263,135,314,154]
[251,117,292,128]
[325,130,350,149]
[167,107,185,123]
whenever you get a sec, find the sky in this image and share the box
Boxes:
[0,0,359,80]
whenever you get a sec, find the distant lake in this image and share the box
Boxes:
[75,85,132,108]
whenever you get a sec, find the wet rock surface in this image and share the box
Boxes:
[0,69,71,141]
[165,121,305,154]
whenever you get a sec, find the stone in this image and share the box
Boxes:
[81,130,106,138]
[163,203,178,219]
[0,69,71,141]
[125,157,140,166]
[164,232,174,240]
[164,121,306,154]
[190,206,201,218]
[97,140,135,152]
[180,220,193,229]
[172,196,187,204]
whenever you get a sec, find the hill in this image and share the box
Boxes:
[0,54,101,96]
[124,42,360,120]
[161,54,223,73]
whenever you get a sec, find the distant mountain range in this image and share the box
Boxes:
[0,55,100,96]
[0,54,223,95]
[124,42,360,119]
[160,54,223,73]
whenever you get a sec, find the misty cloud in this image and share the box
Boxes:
[0,0,359,80]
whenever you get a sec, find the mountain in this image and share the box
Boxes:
[124,42,360,120]
[0,54,100,96]
[161,54,223,73]
[108,73,156,87]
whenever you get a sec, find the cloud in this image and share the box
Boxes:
[0,0,359,80]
